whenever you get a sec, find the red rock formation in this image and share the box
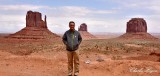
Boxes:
[78,23,87,31]
[119,18,157,39]
[7,10,59,39]
[26,11,47,28]
[78,23,96,39]
[126,18,147,33]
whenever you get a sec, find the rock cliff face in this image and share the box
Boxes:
[26,11,47,28]
[119,18,157,39]
[7,11,59,39]
[78,23,96,39]
[78,23,87,31]
[126,18,147,33]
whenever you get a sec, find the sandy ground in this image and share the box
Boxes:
[0,35,160,76]
[0,50,159,76]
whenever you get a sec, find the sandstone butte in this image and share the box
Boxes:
[7,10,60,39]
[78,23,96,39]
[120,18,157,39]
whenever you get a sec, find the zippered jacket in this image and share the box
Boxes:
[62,30,82,51]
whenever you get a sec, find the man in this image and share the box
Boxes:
[62,21,82,76]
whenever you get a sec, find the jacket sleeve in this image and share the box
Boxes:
[78,32,82,45]
[62,32,67,45]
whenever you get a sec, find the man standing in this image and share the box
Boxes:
[62,21,82,76]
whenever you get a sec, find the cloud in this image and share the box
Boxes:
[0,1,160,33]
[113,0,160,12]
[0,5,117,33]
[110,0,160,33]
[0,5,49,11]
[45,6,117,18]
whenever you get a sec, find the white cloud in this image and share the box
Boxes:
[45,6,117,18]
[0,5,117,33]
[113,0,160,11]
[0,2,160,33]
[0,5,49,11]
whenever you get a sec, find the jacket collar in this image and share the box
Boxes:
[69,29,75,32]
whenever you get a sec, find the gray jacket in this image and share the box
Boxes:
[62,30,82,51]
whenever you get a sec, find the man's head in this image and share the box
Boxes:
[69,21,75,31]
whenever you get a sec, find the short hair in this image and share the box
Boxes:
[69,21,75,25]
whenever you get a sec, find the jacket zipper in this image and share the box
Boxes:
[72,32,74,50]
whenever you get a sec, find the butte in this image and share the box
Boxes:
[119,18,157,39]
[7,11,60,40]
[78,23,96,40]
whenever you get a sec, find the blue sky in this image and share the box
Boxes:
[0,0,160,33]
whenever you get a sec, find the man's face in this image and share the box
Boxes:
[69,23,75,31]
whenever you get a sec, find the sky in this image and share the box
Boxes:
[0,0,160,33]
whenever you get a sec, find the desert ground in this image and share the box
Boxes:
[0,33,160,76]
